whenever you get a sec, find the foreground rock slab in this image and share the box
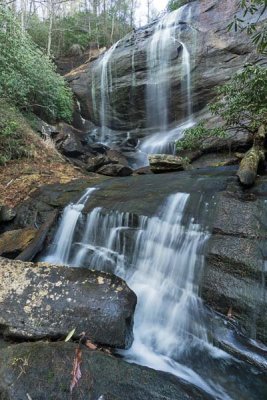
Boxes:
[0,342,212,400]
[0,257,136,348]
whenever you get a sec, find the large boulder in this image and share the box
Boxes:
[0,257,136,348]
[54,123,87,157]
[149,154,186,173]
[67,0,265,132]
[0,342,213,400]
[86,151,129,173]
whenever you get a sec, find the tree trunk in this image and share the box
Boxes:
[47,0,53,57]
[237,124,266,186]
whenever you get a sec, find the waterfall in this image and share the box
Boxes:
[42,187,96,265]
[125,193,208,360]
[44,188,233,397]
[91,42,120,143]
[142,5,194,155]
[146,7,191,130]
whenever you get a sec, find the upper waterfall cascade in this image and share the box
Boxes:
[90,5,195,156]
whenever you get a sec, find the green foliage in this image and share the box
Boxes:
[210,65,267,132]
[0,102,33,165]
[27,10,132,58]
[177,64,267,152]
[176,122,225,151]
[228,0,267,53]
[167,0,194,12]
[0,7,73,122]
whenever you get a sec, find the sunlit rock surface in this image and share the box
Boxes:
[0,257,136,348]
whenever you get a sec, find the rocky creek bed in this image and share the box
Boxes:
[0,166,267,398]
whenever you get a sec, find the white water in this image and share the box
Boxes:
[143,5,194,155]
[140,119,194,157]
[43,189,231,398]
[92,42,120,143]
[43,187,96,265]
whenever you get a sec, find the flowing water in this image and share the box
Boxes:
[43,188,235,399]
[89,6,194,158]
[146,6,192,131]
[142,5,194,155]
[91,42,120,143]
[43,5,267,398]
[42,185,267,399]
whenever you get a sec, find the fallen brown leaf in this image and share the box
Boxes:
[85,340,97,350]
[70,346,82,393]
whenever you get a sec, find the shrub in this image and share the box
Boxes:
[0,102,34,165]
[210,65,267,133]
[176,122,225,151]
[0,7,73,123]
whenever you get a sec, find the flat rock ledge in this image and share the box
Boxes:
[0,257,136,348]
[0,342,212,400]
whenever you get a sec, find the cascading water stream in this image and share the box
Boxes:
[91,41,120,143]
[43,187,96,265]
[141,5,195,155]
[43,188,235,399]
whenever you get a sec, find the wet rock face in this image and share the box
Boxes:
[67,0,264,132]
[0,257,136,348]
[202,189,267,343]
[0,342,213,400]
[4,167,267,344]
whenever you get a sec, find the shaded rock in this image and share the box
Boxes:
[86,151,128,173]
[89,142,110,153]
[0,206,16,223]
[207,311,267,372]
[0,342,213,400]
[149,154,185,173]
[97,164,133,177]
[201,131,253,154]
[55,127,85,157]
[211,191,266,238]
[35,118,58,138]
[86,155,113,172]
[0,257,136,348]
[0,228,37,258]
[202,256,267,343]
[206,235,263,280]
[15,210,58,262]
[190,153,239,169]
[201,187,267,343]
[105,149,128,166]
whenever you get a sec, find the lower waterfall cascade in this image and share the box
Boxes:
[42,187,267,400]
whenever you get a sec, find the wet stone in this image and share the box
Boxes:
[0,257,136,348]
